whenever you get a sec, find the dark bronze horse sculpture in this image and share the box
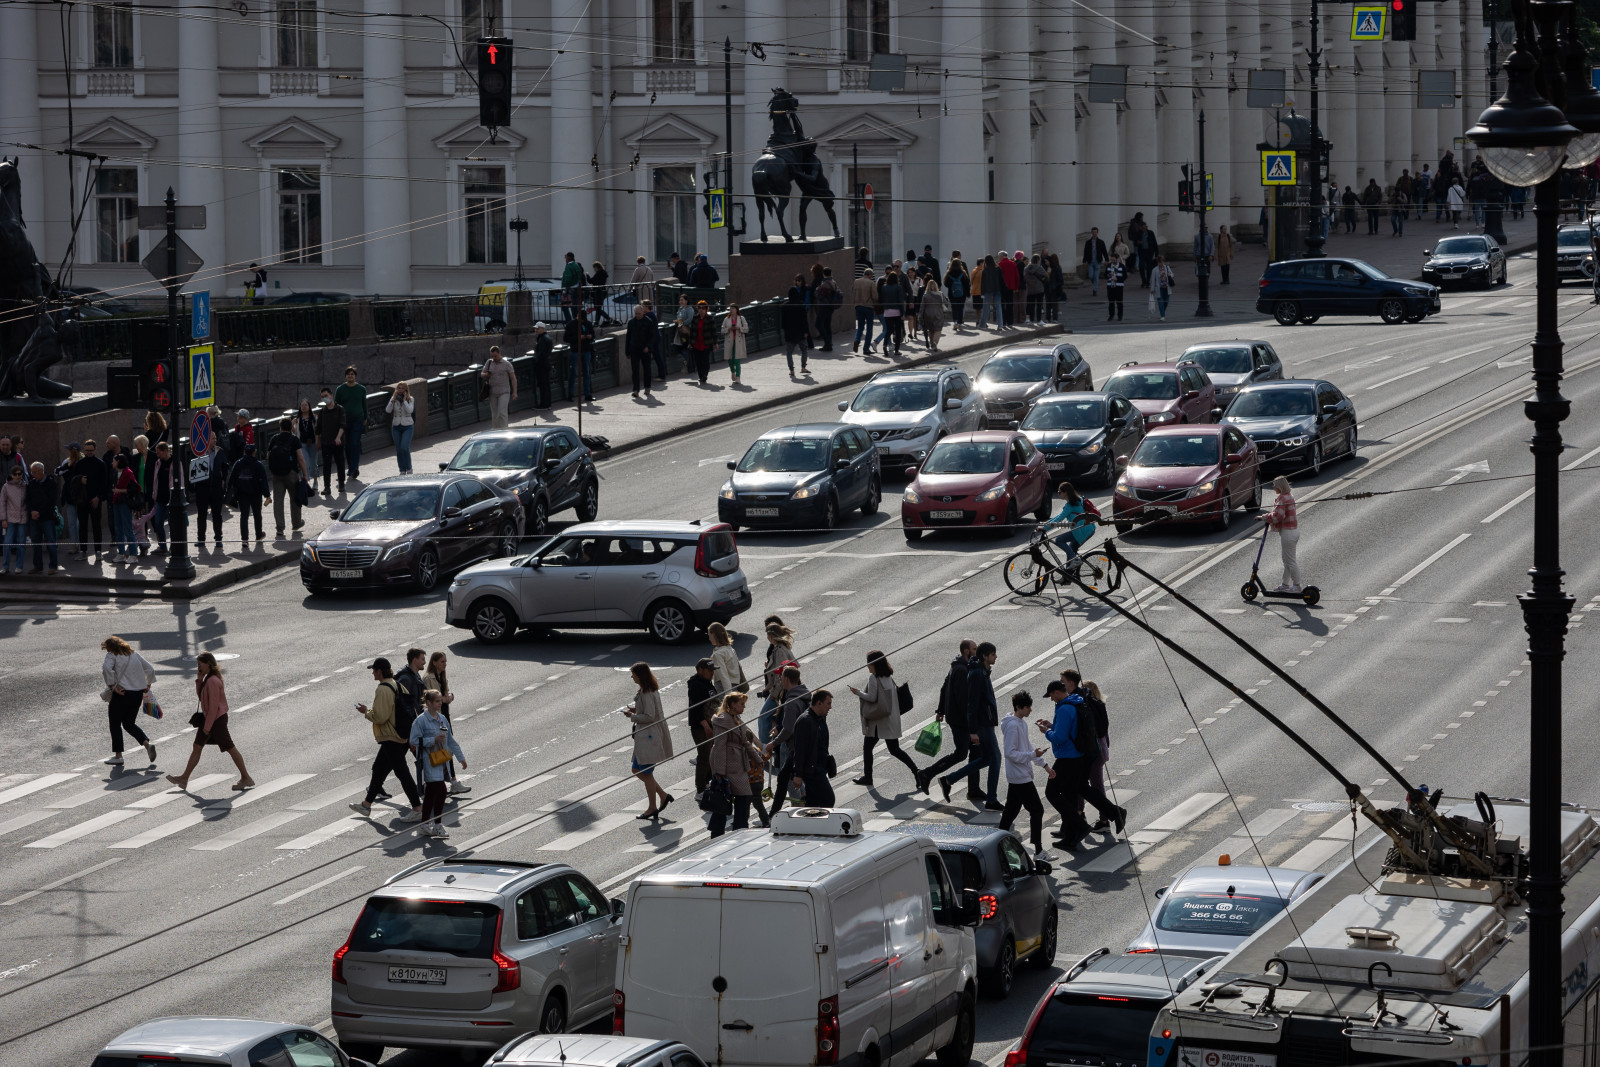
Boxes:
[0,157,75,400]
[751,88,841,243]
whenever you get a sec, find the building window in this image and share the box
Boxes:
[277,0,317,67]
[94,167,139,263]
[93,3,134,69]
[653,0,693,62]
[652,166,696,263]
[462,0,495,39]
[463,165,507,264]
[846,0,889,62]
[278,167,322,263]
[852,165,891,265]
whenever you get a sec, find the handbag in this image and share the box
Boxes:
[142,693,164,720]
[733,661,749,696]
[914,719,944,757]
[1147,292,1158,315]
[189,710,205,729]
[429,744,453,767]
[294,479,311,506]
[698,777,734,816]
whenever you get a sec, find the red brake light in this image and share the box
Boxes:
[491,911,520,993]
[979,894,999,921]
[331,915,359,984]
[817,997,841,1065]
[1097,995,1131,1002]
[612,989,625,1034]
[1259,278,1270,287]
[1005,981,1054,1067]
[1127,948,1157,954]
[703,882,744,888]
[694,524,736,577]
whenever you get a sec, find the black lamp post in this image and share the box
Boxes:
[1467,5,1600,1066]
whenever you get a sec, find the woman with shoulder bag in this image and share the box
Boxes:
[423,651,470,796]
[707,692,767,837]
[757,622,795,745]
[101,635,157,767]
[623,662,674,818]
[410,689,466,838]
[166,651,254,790]
[848,650,921,787]
[706,622,745,695]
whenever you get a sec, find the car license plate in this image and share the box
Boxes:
[929,510,963,519]
[388,965,447,985]
[745,507,780,518]
[329,569,364,579]
[1045,462,1065,471]
[1146,506,1176,519]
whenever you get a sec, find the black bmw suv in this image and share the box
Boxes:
[1256,257,1440,325]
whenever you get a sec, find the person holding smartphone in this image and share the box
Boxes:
[386,381,415,474]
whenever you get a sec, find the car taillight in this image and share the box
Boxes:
[817,997,840,1066]
[331,917,358,984]
[980,894,999,921]
[694,524,736,577]
[490,910,520,992]
[612,989,626,1034]
[1004,983,1054,1067]
[1259,278,1270,288]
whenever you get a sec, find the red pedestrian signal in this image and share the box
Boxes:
[477,37,513,129]
[1391,0,1415,40]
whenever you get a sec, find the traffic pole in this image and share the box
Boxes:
[1194,111,1214,317]
[163,187,195,581]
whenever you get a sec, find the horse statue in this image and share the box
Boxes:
[0,157,75,400]
[750,88,841,243]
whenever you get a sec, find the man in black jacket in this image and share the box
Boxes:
[935,641,1003,810]
[668,252,691,284]
[531,323,553,408]
[686,254,719,287]
[790,688,835,807]
[624,305,656,398]
[189,433,226,548]
[71,439,108,561]
[1063,667,1112,830]
[1082,228,1108,296]
[314,390,346,494]
[766,666,811,815]
[24,462,59,573]
[394,648,427,733]
[917,639,977,795]
[687,659,718,796]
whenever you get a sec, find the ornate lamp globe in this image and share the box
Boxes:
[1468,43,1577,186]
[1559,30,1600,168]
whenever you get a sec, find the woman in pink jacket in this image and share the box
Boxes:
[166,651,254,791]
[0,464,26,574]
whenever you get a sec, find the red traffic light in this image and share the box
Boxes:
[1391,0,1403,9]
[488,44,498,63]
[152,362,170,383]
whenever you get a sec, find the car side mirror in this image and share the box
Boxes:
[1225,452,1243,465]
[943,398,961,411]
[1006,420,1019,431]
[835,459,851,470]
[1034,859,1053,876]
[327,510,340,521]
[1109,416,1126,427]
[1424,248,1433,256]
[611,897,626,918]
[545,456,561,470]
[904,465,919,479]
[443,506,463,518]
[837,400,849,412]
[726,460,737,471]
[437,461,448,472]
[1012,465,1028,477]
[957,888,982,927]
[1155,886,1168,898]
[1184,389,1200,400]
[1321,403,1339,415]
[1210,407,1224,420]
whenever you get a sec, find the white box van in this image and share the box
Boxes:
[612,807,982,1067]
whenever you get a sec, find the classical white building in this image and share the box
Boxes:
[0,0,1490,299]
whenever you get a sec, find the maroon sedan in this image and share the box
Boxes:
[902,431,1053,542]
[1112,424,1261,533]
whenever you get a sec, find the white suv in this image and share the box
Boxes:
[837,368,985,472]
[488,1035,710,1067]
[331,858,623,1062]
[446,520,751,645]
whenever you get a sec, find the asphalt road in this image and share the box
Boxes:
[3,254,1600,1065]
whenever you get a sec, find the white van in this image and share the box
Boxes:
[613,807,981,1067]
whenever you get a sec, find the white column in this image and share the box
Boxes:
[939,0,987,257]
[1324,28,1355,204]
[1038,0,1076,250]
[549,0,596,267]
[177,0,225,292]
[362,0,410,293]
[1228,0,1261,233]
[1355,24,1385,188]
[742,0,786,236]
[1158,0,1195,243]
[1440,7,1463,168]
[1384,36,1413,181]
[1411,8,1439,168]
[1082,1,1121,239]
[1120,0,1157,232]
[0,2,43,244]
[1463,15,1488,161]
[1197,0,1230,227]
[994,0,1031,252]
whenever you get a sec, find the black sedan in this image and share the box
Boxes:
[1221,378,1358,476]
[1256,257,1440,325]
[1422,234,1507,288]
[718,423,881,531]
[439,426,599,534]
[301,474,524,594]
[890,823,1056,999]
[1017,391,1144,487]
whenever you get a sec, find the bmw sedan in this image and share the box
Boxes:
[718,424,881,531]
[1221,378,1358,476]
[975,343,1094,425]
[1018,392,1144,487]
[1126,861,1322,958]
[1421,234,1507,288]
[902,431,1052,541]
[440,426,599,534]
[1257,257,1441,325]
[837,368,985,471]
[301,474,524,594]
[1112,425,1261,533]
[1179,340,1284,406]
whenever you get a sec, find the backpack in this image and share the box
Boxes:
[124,479,145,513]
[896,681,914,714]
[267,435,295,476]
[949,272,966,299]
[1083,496,1103,522]
[1073,698,1100,757]
[385,677,418,738]
[1081,691,1109,740]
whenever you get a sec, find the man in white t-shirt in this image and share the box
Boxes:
[481,345,518,429]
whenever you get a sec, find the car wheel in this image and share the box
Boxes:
[904,527,923,543]
[538,992,567,1035]
[861,478,882,516]
[486,317,506,333]
[1299,314,1321,324]
[1309,441,1323,476]
[936,992,976,1067]
[1379,297,1408,324]
[1343,427,1358,460]
[470,597,518,644]
[1273,299,1301,326]
[1097,452,1115,487]
[984,941,1017,999]
[1215,493,1233,531]
[1032,487,1053,521]
[496,520,519,558]
[646,598,694,644]
[1032,909,1059,969]
[1115,520,1132,535]
[1248,477,1262,510]
[575,480,600,522]
[1404,311,1426,323]
[414,547,441,593]
[1001,499,1020,536]
[340,1043,384,1063]
[529,495,549,535]
[820,494,838,531]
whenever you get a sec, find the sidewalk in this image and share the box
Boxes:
[5,317,1063,600]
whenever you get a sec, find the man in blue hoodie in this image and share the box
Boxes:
[1037,680,1125,851]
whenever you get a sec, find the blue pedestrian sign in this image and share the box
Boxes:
[191,290,210,340]
[709,189,726,229]
[1351,6,1386,40]
[187,343,215,410]
[1261,150,1297,186]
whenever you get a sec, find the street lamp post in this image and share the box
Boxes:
[1467,5,1600,1065]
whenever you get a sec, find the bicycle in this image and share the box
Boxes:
[1002,525,1121,597]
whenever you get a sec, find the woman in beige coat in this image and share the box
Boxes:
[1215,225,1235,285]
[706,621,744,696]
[623,661,674,818]
[848,650,922,788]
[707,692,768,835]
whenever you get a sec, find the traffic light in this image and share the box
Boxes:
[129,319,170,409]
[477,37,513,129]
[144,355,176,413]
[1178,165,1194,213]
[1391,0,1415,41]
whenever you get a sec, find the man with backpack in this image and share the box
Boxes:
[1063,668,1112,830]
[394,648,427,740]
[1037,679,1125,852]
[264,417,307,537]
[350,657,424,822]
[225,442,268,544]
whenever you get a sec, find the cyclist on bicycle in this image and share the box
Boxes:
[1044,483,1097,559]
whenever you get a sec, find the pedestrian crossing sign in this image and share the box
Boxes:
[1261,151,1297,186]
[709,189,726,229]
[187,343,215,409]
[1351,5,1386,41]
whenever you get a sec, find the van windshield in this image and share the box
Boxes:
[350,897,500,958]
[1032,992,1166,1061]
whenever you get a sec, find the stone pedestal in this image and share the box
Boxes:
[0,395,143,462]
[729,246,854,308]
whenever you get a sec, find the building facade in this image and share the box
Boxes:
[0,0,1490,300]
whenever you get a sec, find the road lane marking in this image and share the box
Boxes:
[48,772,167,808]
[26,809,143,848]
[0,774,78,807]
[190,810,308,851]
[273,865,367,906]
[1366,366,1432,390]
[1391,533,1471,586]
[276,816,366,851]
[0,811,57,839]
[1144,792,1229,831]
[125,774,232,809]
[288,780,368,812]
[1,859,123,906]
[110,774,315,849]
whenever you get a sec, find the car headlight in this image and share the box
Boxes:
[792,484,819,500]
[1404,286,1430,296]
[301,545,315,564]
[1185,480,1216,498]
[1080,441,1104,455]
[382,541,413,561]
[1146,411,1178,425]
[904,487,923,503]
[1281,436,1309,447]
[720,484,737,500]
[976,485,1008,502]
[1115,480,1129,495]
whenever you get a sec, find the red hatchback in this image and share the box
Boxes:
[1112,424,1261,532]
[902,431,1053,541]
